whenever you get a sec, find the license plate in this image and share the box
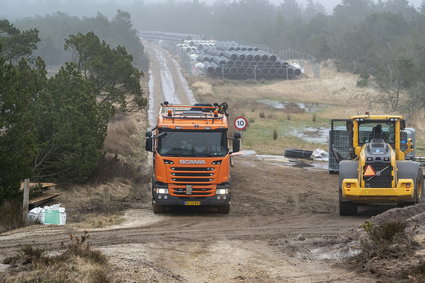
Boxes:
[185,201,201,206]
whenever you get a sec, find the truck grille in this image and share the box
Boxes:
[364,163,393,188]
[169,166,216,197]
[172,167,213,171]
[172,186,212,196]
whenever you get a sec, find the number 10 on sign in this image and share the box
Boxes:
[234,116,248,131]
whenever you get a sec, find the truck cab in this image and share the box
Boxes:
[145,102,240,214]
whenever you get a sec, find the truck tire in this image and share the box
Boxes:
[153,203,166,214]
[284,149,313,159]
[217,204,230,214]
[339,200,357,216]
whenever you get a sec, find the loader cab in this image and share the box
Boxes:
[329,115,412,174]
[356,121,395,148]
[352,116,403,159]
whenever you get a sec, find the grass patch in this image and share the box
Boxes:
[191,63,425,155]
[3,231,111,283]
[78,213,124,229]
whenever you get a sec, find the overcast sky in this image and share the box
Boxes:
[1,0,423,18]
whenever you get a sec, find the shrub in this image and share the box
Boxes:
[3,231,110,283]
[0,200,23,232]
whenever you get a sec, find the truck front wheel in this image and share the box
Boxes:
[153,203,166,214]
[217,204,230,214]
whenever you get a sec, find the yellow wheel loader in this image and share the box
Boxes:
[330,115,423,216]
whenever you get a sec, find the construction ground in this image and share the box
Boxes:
[1,43,425,282]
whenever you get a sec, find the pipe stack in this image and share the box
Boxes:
[172,38,303,80]
[194,42,302,80]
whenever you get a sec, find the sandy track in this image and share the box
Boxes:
[0,156,375,282]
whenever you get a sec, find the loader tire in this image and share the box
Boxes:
[217,204,230,214]
[417,169,424,203]
[339,200,357,216]
[153,203,166,214]
[403,170,424,206]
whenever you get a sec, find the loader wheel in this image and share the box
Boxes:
[217,204,230,214]
[339,200,357,216]
[153,203,166,214]
[402,170,424,206]
[416,170,424,203]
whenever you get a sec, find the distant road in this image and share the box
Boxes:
[144,41,196,129]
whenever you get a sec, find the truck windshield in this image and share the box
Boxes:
[158,131,227,157]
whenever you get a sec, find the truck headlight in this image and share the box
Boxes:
[155,188,168,194]
[216,189,229,195]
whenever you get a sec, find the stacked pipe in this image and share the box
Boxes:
[195,42,302,80]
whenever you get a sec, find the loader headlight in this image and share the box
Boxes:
[216,189,229,195]
[155,188,168,194]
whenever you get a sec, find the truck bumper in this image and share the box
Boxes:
[153,194,231,206]
[342,178,415,203]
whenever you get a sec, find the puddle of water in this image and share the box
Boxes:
[291,127,329,144]
[310,246,360,260]
[257,99,326,112]
[309,162,328,170]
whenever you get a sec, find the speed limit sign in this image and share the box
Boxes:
[234,116,248,130]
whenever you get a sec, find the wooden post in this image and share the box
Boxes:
[22,179,30,225]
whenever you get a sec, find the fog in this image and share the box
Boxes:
[1,0,423,19]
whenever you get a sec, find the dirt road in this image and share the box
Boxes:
[146,41,196,128]
[0,155,375,282]
[0,43,377,282]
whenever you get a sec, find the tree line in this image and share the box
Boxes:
[0,16,146,204]
[7,1,425,112]
[14,10,144,68]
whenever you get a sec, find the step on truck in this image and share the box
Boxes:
[145,102,240,214]
[330,114,424,216]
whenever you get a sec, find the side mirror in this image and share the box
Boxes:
[233,132,241,153]
[145,131,153,152]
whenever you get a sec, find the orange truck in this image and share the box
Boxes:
[145,102,240,214]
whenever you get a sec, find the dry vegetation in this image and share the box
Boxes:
[191,62,425,155]
[348,220,425,282]
[2,232,111,283]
